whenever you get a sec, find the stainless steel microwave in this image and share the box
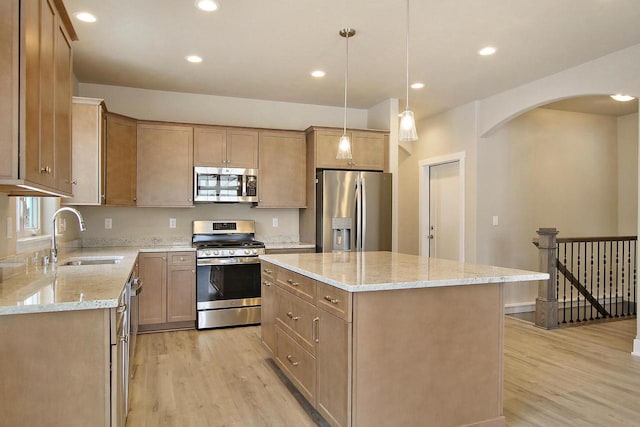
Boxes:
[194,167,258,203]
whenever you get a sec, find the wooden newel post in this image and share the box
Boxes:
[535,228,558,329]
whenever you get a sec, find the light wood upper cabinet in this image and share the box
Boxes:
[64,97,105,205]
[137,123,194,207]
[312,127,386,171]
[257,130,306,208]
[106,113,137,206]
[193,126,226,166]
[0,0,76,196]
[227,129,259,168]
[194,126,258,168]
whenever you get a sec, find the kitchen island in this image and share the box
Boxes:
[259,251,548,427]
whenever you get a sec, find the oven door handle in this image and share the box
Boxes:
[197,257,261,266]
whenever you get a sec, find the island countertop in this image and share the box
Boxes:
[260,251,548,292]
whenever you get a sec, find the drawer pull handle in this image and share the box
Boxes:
[263,281,271,286]
[117,304,126,313]
[324,295,340,304]
[263,268,272,274]
[286,311,300,321]
[287,279,299,286]
[312,317,319,343]
[286,355,299,366]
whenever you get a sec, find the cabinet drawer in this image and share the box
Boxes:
[276,268,316,303]
[316,281,352,322]
[261,261,276,282]
[276,286,317,355]
[169,252,195,266]
[275,326,316,405]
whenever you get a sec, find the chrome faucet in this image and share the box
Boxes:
[51,207,87,263]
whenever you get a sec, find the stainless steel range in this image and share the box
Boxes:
[193,220,265,329]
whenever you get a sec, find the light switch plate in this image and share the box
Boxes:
[492,215,499,226]
[272,218,279,228]
[169,218,177,229]
[105,218,112,229]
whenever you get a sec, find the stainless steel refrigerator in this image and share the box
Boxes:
[316,170,392,252]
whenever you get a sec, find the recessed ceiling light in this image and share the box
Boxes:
[195,0,220,12]
[186,55,203,63]
[478,46,497,56]
[610,94,635,102]
[73,12,97,23]
[311,70,326,78]
[411,82,425,89]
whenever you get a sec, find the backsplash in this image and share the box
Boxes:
[73,203,302,247]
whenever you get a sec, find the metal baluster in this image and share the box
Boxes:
[621,241,625,317]
[626,240,633,316]
[570,243,574,323]
[563,243,568,324]
[614,241,619,317]
[583,242,588,321]
[597,242,602,320]
[609,241,613,318]
[634,240,637,316]
[585,242,597,320]
[576,242,581,322]
[556,244,560,325]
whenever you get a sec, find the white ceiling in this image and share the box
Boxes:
[542,96,638,117]
[63,0,640,119]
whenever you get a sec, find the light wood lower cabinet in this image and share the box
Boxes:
[262,261,505,427]
[138,251,196,332]
[261,277,277,354]
[262,261,351,427]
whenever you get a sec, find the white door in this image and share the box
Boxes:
[429,161,461,260]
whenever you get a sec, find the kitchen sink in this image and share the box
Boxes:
[61,256,124,266]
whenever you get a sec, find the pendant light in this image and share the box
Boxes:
[399,0,418,142]
[337,28,355,160]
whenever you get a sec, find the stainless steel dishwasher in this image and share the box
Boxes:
[129,275,142,376]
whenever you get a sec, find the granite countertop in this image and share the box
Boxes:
[264,242,315,250]
[260,251,549,292]
[0,246,196,316]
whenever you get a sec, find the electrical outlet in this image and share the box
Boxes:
[272,218,279,228]
[169,218,177,229]
[105,218,112,229]
[492,215,499,226]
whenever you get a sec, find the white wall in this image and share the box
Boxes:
[618,113,639,235]
[79,83,368,131]
[397,101,478,262]
[477,108,624,305]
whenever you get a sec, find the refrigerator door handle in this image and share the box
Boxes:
[361,175,367,251]
[355,177,360,251]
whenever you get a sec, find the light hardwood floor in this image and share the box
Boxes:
[127,318,640,427]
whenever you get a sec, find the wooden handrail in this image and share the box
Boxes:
[556,236,637,243]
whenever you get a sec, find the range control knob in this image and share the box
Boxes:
[252,249,258,255]
[229,250,235,255]
[244,249,250,255]
[213,250,219,256]
[204,250,211,256]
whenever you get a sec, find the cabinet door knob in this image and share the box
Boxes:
[286,355,299,366]
[180,257,185,261]
[286,311,300,321]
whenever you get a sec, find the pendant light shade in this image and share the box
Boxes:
[399,0,418,142]
[399,109,418,141]
[337,28,355,160]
